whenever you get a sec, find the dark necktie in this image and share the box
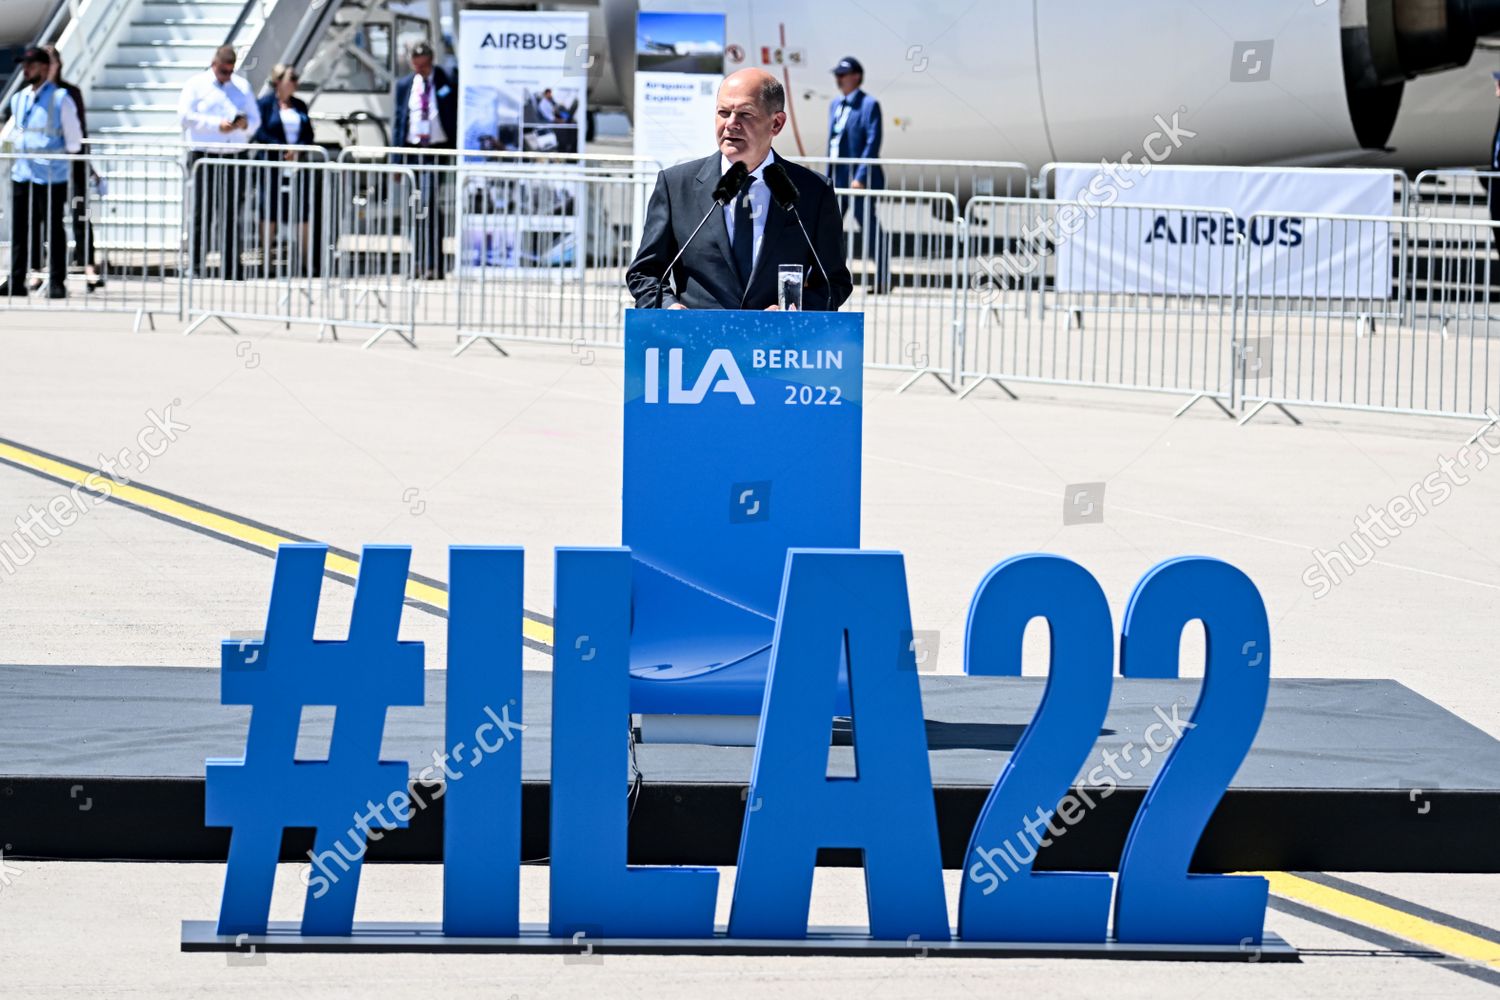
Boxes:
[733,178,755,285]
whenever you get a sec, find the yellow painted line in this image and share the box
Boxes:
[1252,871,1500,969]
[0,439,555,648]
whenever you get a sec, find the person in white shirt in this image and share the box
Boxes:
[0,47,84,298]
[178,45,260,279]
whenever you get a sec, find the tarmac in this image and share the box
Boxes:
[3,309,1500,995]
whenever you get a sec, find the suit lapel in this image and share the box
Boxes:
[695,155,742,296]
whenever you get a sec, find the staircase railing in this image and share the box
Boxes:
[59,0,140,100]
[226,0,344,94]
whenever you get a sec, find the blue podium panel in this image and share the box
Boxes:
[623,309,864,715]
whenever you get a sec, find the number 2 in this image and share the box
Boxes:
[958,554,1115,943]
[1114,557,1271,945]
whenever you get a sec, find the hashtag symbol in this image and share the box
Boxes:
[206,544,424,936]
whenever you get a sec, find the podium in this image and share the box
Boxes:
[623,309,864,733]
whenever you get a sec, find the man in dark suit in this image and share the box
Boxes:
[627,68,852,311]
[827,56,890,292]
[391,41,457,279]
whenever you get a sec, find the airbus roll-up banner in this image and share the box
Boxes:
[456,9,589,270]
[1051,164,1396,298]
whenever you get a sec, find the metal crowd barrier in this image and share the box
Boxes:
[181,157,419,348]
[1410,169,1500,222]
[959,196,1239,411]
[0,150,185,331]
[451,167,652,356]
[333,147,661,331]
[14,142,1500,431]
[1235,212,1500,424]
[336,146,662,171]
[833,187,964,390]
[798,156,1031,203]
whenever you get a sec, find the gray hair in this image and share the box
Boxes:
[757,76,785,116]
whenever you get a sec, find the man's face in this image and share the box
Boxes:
[715,77,784,165]
[835,72,860,97]
[22,58,47,85]
[411,53,433,77]
[212,57,235,83]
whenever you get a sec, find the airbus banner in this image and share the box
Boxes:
[455,9,589,270]
[1052,165,1395,299]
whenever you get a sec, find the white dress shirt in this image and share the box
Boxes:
[721,148,775,269]
[829,96,855,159]
[177,70,260,148]
[407,72,448,146]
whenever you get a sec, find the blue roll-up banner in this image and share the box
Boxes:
[623,309,864,715]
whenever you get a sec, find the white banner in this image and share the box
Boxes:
[456,10,588,270]
[632,11,726,168]
[1052,165,1396,298]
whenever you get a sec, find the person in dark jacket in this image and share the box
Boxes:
[827,56,890,293]
[253,64,318,277]
[44,45,102,290]
[626,69,852,311]
[391,41,457,279]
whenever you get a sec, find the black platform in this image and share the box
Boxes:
[3,665,1497,872]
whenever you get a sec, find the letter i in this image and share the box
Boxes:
[644,348,659,403]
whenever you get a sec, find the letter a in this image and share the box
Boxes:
[728,550,949,942]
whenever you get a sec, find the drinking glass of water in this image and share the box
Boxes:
[778,264,804,311]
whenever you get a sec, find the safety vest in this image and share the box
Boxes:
[9,82,71,185]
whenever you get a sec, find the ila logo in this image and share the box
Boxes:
[644,348,754,405]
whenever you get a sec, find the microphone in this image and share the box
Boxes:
[712,159,750,204]
[762,161,831,293]
[654,160,750,308]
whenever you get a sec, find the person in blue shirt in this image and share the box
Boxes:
[1,47,83,298]
[827,56,890,293]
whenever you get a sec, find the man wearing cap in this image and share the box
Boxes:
[827,57,890,293]
[0,47,83,298]
[626,68,851,311]
[392,41,458,279]
[178,45,260,280]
